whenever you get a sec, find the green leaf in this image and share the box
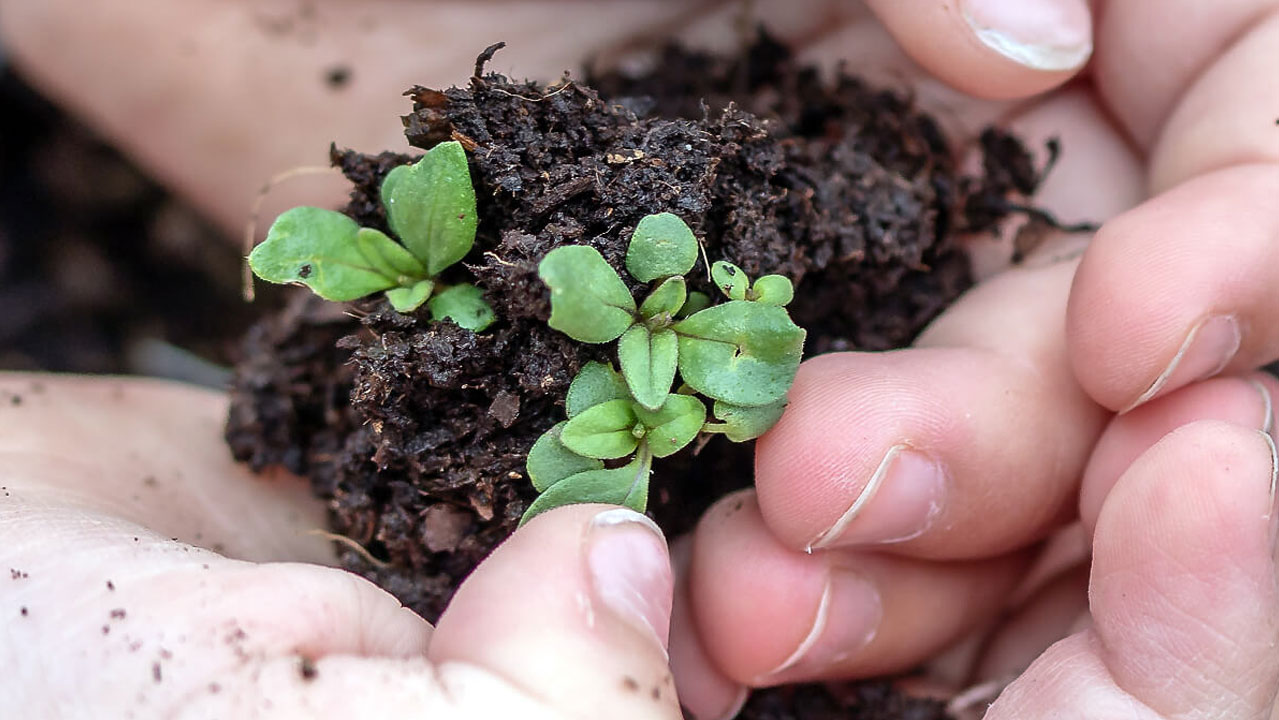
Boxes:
[639,276,687,320]
[618,325,679,411]
[751,275,794,307]
[250,207,427,301]
[625,212,699,282]
[711,261,749,301]
[428,283,495,331]
[673,300,806,407]
[559,398,640,459]
[384,279,434,313]
[381,141,477,276]
[676,290,712,319]
[708,399,788,442]
[539,245,637,343]
[566,362,630,418]
[519,454,651,526]
[526,422,604,492]
[634,394,707,458]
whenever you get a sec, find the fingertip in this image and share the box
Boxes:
[432,504,680,719]
[668,537,749,720]
[865,0,1091,100]
[1079,375,1278,533]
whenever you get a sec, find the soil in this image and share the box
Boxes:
[224,34,1054,719]
[0,71,263,379]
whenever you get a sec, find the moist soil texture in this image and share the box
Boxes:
[225,34,1052,719]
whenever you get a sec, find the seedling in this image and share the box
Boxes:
[522,212,806,523]
[248,141,495,330]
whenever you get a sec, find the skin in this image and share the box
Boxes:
[3,1,1279,718]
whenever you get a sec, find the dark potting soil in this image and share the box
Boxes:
[0,71,260,379]
[225,35,1052,719]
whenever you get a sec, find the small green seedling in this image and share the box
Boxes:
[248,141,495,330]
[522,212,806,524]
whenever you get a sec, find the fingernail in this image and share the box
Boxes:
[807,445,945,551]
[1124,315,1242,413]
[1250,379,1274,436]
[587,508,674,653]
[962,0,1093,71]
[707,686,750,720]
[1262,432,1279,551]
[753,568,881,685]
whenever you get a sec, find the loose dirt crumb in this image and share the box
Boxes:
[299,656,318,681]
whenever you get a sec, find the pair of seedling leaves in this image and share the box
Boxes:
[522,213,806,523]
[248,140,495,330]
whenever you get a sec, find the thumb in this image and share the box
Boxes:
[431,504,679,719]
[864,0,1092,100]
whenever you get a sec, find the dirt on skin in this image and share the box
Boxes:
[225,35,1054,719]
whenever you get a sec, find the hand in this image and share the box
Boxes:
[671,2,1279,719]
[0,376,681,718]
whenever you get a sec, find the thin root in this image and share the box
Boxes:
[242,165,344,301]
[302,529,390,569]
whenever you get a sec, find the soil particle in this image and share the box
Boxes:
[738,681,947,720]
[325,65,352,90]
[299,656,318,681]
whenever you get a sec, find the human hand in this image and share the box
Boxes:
[0,376,681,719]
[673,2,1279,719]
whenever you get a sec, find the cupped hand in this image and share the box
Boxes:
[0,376,682,718]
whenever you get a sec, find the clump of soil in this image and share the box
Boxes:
[226,34,1050,719]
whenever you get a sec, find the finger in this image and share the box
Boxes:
[1079,373,1279,533]
[972,564,1089,683]
[0,373,332,564]
[863,0,1091,100]
[1068,165,1279,412]
[1145,10,1279,193]
[756,257,1107,558]
[429,505,680,720]
[687,491,1029,686]
[986,421,1279,719]
[669,537,748,720]
[1091,0,1279,155]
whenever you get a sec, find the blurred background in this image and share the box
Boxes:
[0,48,254,384]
